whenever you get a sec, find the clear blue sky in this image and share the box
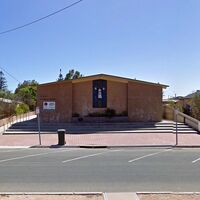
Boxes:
[0,0,199,98]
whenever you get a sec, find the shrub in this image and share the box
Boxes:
[78,117,83,122]
[168,101,183,112]
[118,110,128,116]
[72,113,80,117]
[183,105,192,116]
[105,108,116,118]
[15,103,30,115]
[191,94,200,120]
[88,112,105,117]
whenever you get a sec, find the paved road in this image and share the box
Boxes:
[0,147,200,192]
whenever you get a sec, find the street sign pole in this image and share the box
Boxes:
[175,110,178,146]
[36,107,41,145]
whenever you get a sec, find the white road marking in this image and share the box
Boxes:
[128,149,172,163]
[192,157,200,163]
[62,149,121,163]
[0,149,76,164]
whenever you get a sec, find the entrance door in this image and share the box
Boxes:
[93,80,107,108]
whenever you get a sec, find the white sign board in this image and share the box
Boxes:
[43,101,56,110]
[36,107,40,114]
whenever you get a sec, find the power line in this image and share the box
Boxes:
[0,66,21,83]
[0,0,84,35]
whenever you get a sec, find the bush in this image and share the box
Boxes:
[88,112,105,117]
[88,108,119,118]
[105,108,116,118]
[183,105,192,116]
[191,94,200,120]
[168,101,183,112]
[72,113,80,117]
[118,110,128,116]
[15,103,30,115]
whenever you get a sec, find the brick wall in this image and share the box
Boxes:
[107,80,127,114]
[37,81,72,122]
[37,79,164,122]
[72,81,96,116]
[128,81,163,121]
[72,80,128,117]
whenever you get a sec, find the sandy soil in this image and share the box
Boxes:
[138,194,200,200]
[0,195,103,200]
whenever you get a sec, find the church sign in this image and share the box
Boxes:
[43,101,56,110]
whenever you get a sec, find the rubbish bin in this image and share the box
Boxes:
[57,129,66,145]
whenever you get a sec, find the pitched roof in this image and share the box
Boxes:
[39,73,169,88]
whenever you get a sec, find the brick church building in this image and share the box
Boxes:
[37,74,168,122]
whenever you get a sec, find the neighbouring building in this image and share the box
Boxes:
[37,74,168,122]
[164,90,200,112]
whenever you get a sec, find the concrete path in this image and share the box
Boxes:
[104,193,139,200]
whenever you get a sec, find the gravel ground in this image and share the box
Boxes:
[138,194,200,200]
[0,195,103,200]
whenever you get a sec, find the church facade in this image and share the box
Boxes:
[37,74,168,122]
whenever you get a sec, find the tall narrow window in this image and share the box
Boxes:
[93,80,107,108]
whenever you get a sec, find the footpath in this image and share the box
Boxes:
[1,193,200,200]
[0,131,200,147]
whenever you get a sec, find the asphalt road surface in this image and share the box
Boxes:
[0,147,200,192]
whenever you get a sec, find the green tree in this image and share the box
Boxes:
[65,69,83,80]
[191,94,200,120]
[15,80,38,94]
[57,69,64,81]
[0,71,7,91]
[0,90,15,99]
[15,80,38,111]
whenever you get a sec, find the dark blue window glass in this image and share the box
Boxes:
[93,80,107,108]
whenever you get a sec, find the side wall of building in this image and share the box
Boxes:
[128,81,163,121]
[37,82,72,122]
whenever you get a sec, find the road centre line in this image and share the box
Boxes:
[0,149,76,164]
[62,149,121,163]
[128,149,172,163]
